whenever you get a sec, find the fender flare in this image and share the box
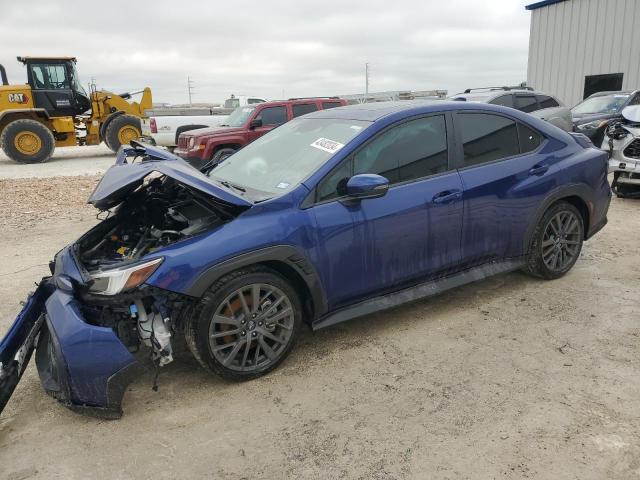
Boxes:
[522,184,593,254]
[184,245,328,322]
[0,108,49,125]
[175,124,208,144]
[99,111,126,139]
[204,137,245,160]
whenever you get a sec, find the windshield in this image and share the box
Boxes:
[209,118,371,195]
[224,98,240,109]
[70,63,88,97]
[221,106,255,127]
[572,94,629,115]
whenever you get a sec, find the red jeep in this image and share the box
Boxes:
[175,97,347,168]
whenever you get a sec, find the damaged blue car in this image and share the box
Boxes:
[0,101,611,418]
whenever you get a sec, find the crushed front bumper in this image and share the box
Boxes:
[0,247,146,419]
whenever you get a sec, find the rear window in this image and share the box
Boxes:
[518,123,543,153]
[292,103,318,118]
[515,95,539,113]
[538,95,560,108]
[490,94,513,108]
[322,101,343,109]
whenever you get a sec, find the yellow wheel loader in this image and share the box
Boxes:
[0,57,152,163]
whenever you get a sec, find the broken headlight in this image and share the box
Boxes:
[88,258,163,295]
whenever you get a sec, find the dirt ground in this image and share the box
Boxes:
[0,175,638,480]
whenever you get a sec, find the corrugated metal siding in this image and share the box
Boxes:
[527,0,640,107]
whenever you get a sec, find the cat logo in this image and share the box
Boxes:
[8,93,29,104]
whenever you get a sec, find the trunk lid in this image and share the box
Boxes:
[88,142,253,210]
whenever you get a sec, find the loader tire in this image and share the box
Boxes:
[0,119,55,164]
[105,114,141,153]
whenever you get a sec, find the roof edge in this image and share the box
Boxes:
[525,0,568,11]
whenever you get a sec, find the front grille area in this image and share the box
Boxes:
[177,136,188,149]
[623,138,640,159]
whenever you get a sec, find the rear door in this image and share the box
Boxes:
[308,113,464,309]
[453,111,550,267]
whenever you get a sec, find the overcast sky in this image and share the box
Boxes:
[0,0,533,105]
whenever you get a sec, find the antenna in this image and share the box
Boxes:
[187,76,195,105]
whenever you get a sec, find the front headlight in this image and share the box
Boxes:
[576,120,607,131]
[88,258,163,296]
[188,137,195,149]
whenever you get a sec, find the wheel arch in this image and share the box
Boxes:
[206,140,243,160]
[523,185,592,254]
[184,245,327,325]
[99,111,125,140]
[0,109,50,134]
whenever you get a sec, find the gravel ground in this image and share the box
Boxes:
[0,145,115,179]
[0,176,638,480]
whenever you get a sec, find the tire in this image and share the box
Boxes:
[104,114,141,152]
[524,201,584,280]
[185,266,302,381]
[211,147,236,165]
[0,119,55,163]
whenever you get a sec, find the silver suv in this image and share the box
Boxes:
[450,86,572,132]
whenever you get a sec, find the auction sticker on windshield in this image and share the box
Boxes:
[310,138,344,154]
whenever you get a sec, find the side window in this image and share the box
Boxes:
[30,64,69,90]
[292,103,318,118]
[322,101,343,109]
[247,98,264,104]
[514,95,539,113]
[256,106,287,125]
[537,95,560,108]
[628,94,640,106]
[458,113,519,167]
[518,123,543,153]
[490,94,513,108]
[316,158,353,202]
[353,116,448,183]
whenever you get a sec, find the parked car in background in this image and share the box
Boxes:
[450,86,572,132]
[572,90,640,147]
[1,100,610,418]
[141,96,267,150]
[175,97,347,168]
[603,105,640,198]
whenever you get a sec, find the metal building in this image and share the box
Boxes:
[526,0,640,107]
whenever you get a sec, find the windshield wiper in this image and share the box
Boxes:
[218,180,246,193]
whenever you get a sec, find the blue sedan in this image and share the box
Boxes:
[0,101,611,418]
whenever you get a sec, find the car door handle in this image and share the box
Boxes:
[432,189,462,204]
[529,165,549,176]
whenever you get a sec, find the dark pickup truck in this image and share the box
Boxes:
[175,97,347,168]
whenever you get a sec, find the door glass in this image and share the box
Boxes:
[490,95,513,108]
[316,158,352,202]
[322,101,343,109]
[353,115,448,184]
[514,95,539,113]
[30,64,70,90]
[458,113,519,167]
[292,103,318,118]
[518,123,543,153]
[256,106,287,125]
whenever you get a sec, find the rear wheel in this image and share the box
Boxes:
[185,267,301,381]
[524,201,584,279]
[104,114,141,152]
[0,119,55,163]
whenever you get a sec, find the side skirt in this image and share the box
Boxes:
[312,259,524,330]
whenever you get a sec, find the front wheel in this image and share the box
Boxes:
[104,114,142,152]
[211,147,236,165]
[524,201,584,279]
[0,119,55,163]
[185,267,301,381]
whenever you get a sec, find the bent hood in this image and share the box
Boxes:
[88,142,253,210]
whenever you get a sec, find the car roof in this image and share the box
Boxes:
[450,89,551,101]
[305,100,524,122]
[257,98,344,107]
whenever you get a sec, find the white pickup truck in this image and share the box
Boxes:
[141,96,266,149]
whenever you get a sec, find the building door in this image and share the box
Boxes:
[583,73,624,99]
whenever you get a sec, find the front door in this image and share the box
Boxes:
[247,105,288,142]
[27,62,80,117]
[308,114,464,309]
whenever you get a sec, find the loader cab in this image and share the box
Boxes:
[19,57,90,117]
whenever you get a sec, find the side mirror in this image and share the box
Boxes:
[344,174,389,200]
[249,119,262,129]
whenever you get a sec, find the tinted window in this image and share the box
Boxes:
[518,123,543,153]
[514,95,539,113]
[537,95,560,109]
[316,158,352,202]
[490,95,513,108]
[322,101,343,109]
[353,116,448,184]
[256,106,287,125]
[458,113,519,167]
[292,103,318,118]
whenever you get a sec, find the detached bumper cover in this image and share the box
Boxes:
[0,247,145,418]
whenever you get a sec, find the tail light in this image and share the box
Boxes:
[150,118,157,134]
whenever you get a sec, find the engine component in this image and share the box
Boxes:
[133,301,173,366]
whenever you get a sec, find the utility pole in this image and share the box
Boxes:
[187,76,195,105]
[364,62,370,103]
